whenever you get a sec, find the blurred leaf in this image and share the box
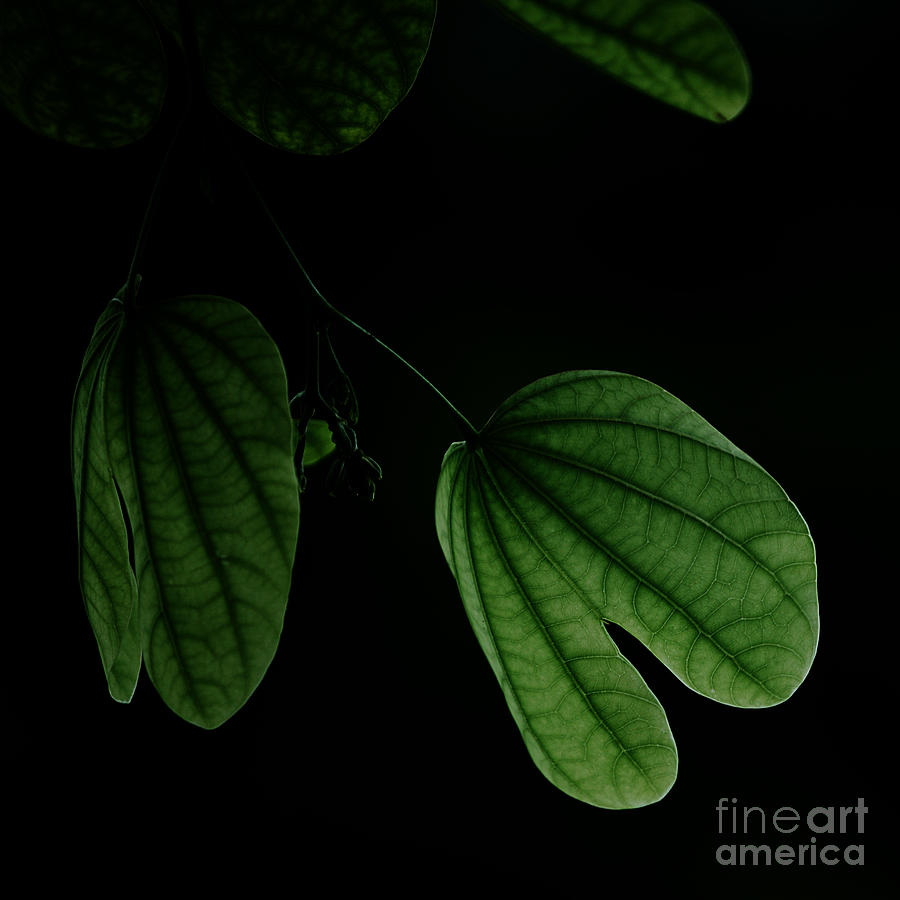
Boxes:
[189,0,437,154]
[436,371,817,807]
[143,0,181,45]
[72,295,300,727]
[0,0,167,147]
[493,0,750,121]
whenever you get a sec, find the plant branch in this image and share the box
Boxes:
[125,4,194,306]
[228,141,478,439]
[124,129,180,307]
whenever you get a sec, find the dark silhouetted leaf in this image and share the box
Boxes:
[0,0,167,147]
[492,0,750,121]
[436,371,817,807]
[188,0,436,154]
[72,294,300,727]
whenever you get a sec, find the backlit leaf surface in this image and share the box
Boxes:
[493,0,750,121]
[435,371,817,807]
[72,300,142,700]
[72,295,300,727]
[190,0,436,154]
[0,0,166,147]
[302,419,337,467]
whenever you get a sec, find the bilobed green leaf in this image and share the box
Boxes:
[189,0,436,154]
[72,295,300,728]
[0,0,166,148]
[435,371,817,808]
[492,0,750,121]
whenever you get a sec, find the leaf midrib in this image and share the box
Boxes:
[450,452,594,803]
[487,413,749,463]
[475,450,665,804]
[208,11,393,149]
[503,0,745,87]
[137,325,251,685]
[489,436,815,636]
[118,326,205,722]
[148,310,293,570]
[483,445,794,703]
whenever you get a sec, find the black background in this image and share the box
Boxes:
[4,1,894,894]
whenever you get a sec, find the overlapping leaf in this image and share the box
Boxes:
[72,300,142,699]
[72,294,300,727]
[302,419,337,467]
[1,0,436,153]
[0,0,167,147]
[188,0,437,154]
[436,371,817,807]
[1,0,747,153]
[491,0,751,121]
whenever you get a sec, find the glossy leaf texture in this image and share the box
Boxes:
[492,0,750,121]
[72,295,300,728]
[0,0,167,147]
[435,371,818,808]
[186,0,437,154]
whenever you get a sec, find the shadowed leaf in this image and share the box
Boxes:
[302,419,337,467]
[72,295,300,727]
[188,0,436,154]
[72,300,142,700]
[0,0,167,147]
[492,0,750,121]
[436,371,817,807]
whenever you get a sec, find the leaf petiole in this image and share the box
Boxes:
[230,143,478,439]
[124,7,195,307]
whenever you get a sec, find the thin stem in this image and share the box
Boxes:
[229,141,478,438]
[125,4,193,306]
[124,131,180,307]
[332,305,478,438]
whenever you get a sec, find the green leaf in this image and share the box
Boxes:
[189,0,436,154]
[72,300,142,701]
[492,0,750,121]
[435,371,817,808]
[0,0,167,148]
[72,295,300,727]
[302,419,337,467]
